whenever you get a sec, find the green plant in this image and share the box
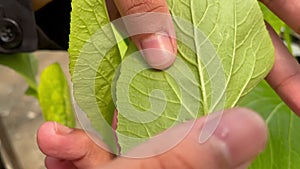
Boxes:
[68,0,293,164]
[1,0,299,168]
[68,0,300,167]
[0,53,75,127]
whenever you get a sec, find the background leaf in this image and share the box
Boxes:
[0,53,38,97]
[259,3,285,34]
[239,81,300,169]
[38,63,75,127]
[259,2,293,52]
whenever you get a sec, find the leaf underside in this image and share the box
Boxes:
[116,0,274,153]
[69,0,274,154]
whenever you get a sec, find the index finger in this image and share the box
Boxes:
[265,24,300,115]
[112,0,177,70]
[261,0,300,33]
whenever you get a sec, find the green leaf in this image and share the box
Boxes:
[259,3,293,53]
[25,86,39,98]
[38,63,75,128]
[0,53,38,94]
[259,3,285,34]
[115,0,274,153]
[283,25,293,53]
[239,81,300,169]
[69,0,121,152]
[70,0,274,154]
[116,43,201,152]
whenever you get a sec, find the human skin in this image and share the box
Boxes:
[36,0,300,168]
[105,0,300,114]
[38,108,267,169]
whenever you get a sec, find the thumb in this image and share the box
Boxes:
[37,122,114,169]
[100,108,267,169]
[113,0,177,70]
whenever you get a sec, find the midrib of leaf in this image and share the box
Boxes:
[146,4,204,118]
[169,0,269,114]
[191,0,209,114]
[199,7,224,113]
[190,0,224,113]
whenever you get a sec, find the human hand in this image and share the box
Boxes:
[108,0,300,115]
[261,0,300,115]
[37,108,267,169]
[105,0,177,69]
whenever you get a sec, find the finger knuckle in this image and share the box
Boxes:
[124,0,168,15]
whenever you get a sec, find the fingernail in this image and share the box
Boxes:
[140,33,176,70]
[199,108,267,167]
[53,122,73,135]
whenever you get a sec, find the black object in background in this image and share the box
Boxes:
[0,155,5,169]
[0,0,37,53]
[35,0,71,50]
[296,56,300,63]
